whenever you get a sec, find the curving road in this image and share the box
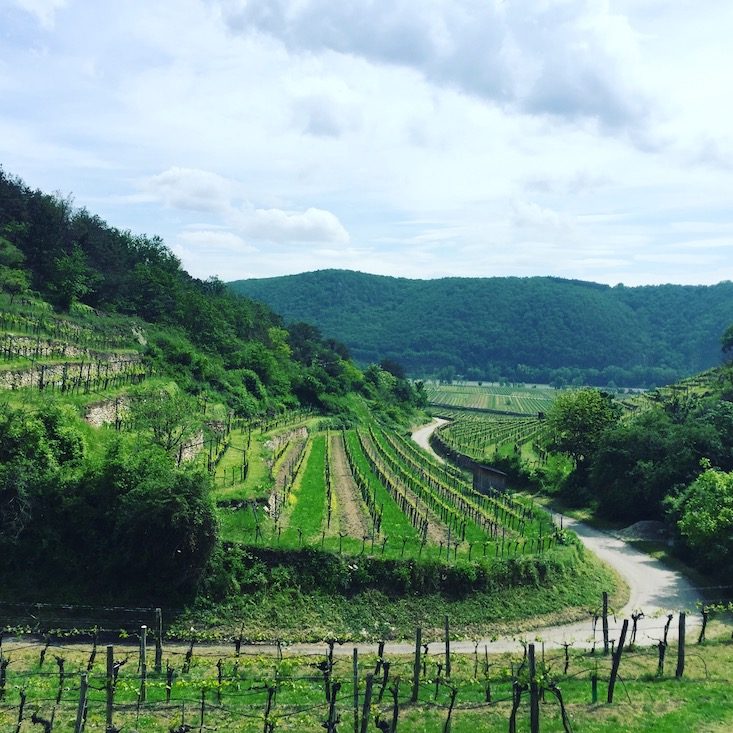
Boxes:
[408,418,701,652]
[411,417,448,462]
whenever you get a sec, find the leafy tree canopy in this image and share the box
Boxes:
[128,383,203,453]
[670,463,733,572]
[547,388,621,467]
[722,323,733,355]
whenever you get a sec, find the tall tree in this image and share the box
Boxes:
[128,384,202,453]
[671,463,733,572]
[547,388,621,469]
[48,243,97,310]
[722,323,733,357]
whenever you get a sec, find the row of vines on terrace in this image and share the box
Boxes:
[217,415,564,565]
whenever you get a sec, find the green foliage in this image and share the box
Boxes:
[0,167,367,415]
[0,233,29,302]
[231,269,733,387]
[94,439,218,592]
[48,243,98,310]
[722,322,733,355]
[669,464,733,572]
[668,460,733,573]
[0,264,29,303]
[547,388,621,467]
[0,400,216,600]
[590,408,722,521]
[127,382,202,452]
[361,363,425,421]
[204,542,584,600]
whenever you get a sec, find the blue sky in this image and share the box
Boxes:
[2,0,733,285]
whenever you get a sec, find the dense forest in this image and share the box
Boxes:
[231,269,733,387]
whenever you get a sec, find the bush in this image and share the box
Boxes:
[205,544,582,600]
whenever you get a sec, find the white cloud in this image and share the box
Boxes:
[510,200,576,234]
[11,0,66,28]
[292,93,359,138]
[140,167,350,246]
[177,229,256,252]
[142,167,239,212]
[217,0,650,130]
[2,0,733,286]
[240,207,350,245]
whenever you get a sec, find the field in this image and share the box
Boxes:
[425,383,557,416]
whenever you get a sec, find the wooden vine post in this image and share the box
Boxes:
[607,619,629,703]
[412,627,422,703]
[106,645,115,733]
[360,674,374,733]
[444,616,451,679]
[676,613,686,679]
[528,644,540,733]
[139,625,147,703]
[353,648,359,733]
[155,608,163,673]
[74,672,88,733]
[602,592,610,655]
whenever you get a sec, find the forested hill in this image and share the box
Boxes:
[230,270,733,387]
[0,169,376,415]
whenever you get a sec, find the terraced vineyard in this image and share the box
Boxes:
[434,412,551,465]
[0,297,148,394]
[425,383,557,465]
[217,415,561,564]
[425,383,556,415]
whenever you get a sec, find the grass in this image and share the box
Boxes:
[211,427,259,501]
[280,434,326,544]
[213,427,273,503]
[344,429,420,543]
[183,545,618,642]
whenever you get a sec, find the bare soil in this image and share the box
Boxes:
[327,432,370,538]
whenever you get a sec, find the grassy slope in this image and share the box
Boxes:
[185,547,619,642]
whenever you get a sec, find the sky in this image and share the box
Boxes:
[1,0,733,286]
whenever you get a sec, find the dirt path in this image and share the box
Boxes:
[328,432,370,538]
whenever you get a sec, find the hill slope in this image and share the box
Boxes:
[230,270,733,386]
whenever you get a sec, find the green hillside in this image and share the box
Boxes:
[0,169,425,604]
[230,270,733,387]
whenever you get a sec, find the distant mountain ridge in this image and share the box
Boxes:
[229,270,733,386]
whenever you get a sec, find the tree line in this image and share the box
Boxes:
[541,353,733,575]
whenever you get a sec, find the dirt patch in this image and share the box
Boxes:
[328,432,370,538]
[615,520,669,542]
